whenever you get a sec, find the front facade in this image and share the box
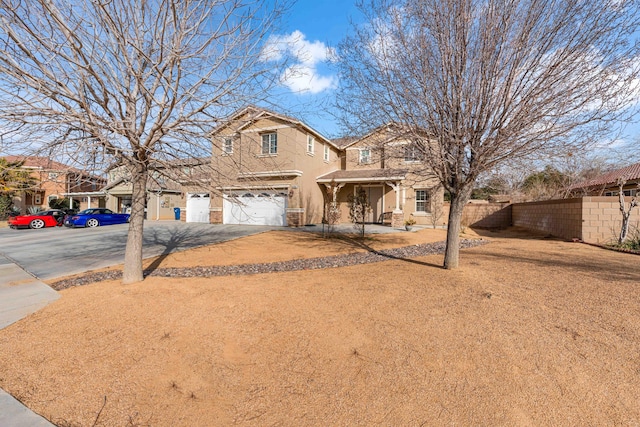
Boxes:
[208,106,341,226]
[95,108,444,228]
[2,156,106,213]
[317,124,443,228]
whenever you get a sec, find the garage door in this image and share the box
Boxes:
[186,193,210,223]
[223,192,287,226]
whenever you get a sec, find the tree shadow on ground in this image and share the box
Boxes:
[335,234,444,269]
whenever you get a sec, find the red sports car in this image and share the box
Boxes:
[8,209,67,229]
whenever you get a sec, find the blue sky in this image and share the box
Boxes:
[260,0,363,137]
[262,0,640,159]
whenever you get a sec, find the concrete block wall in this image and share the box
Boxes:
[512,197,640,243]
[461,203,512,228]
[512,198,583,241]
[581,197,640,243]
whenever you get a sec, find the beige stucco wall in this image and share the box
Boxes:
[211,114,340,225]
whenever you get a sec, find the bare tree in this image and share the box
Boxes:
[347,186,371,238]
[616,178,639,244]
[337,0,640,268]
[0,0,286,283]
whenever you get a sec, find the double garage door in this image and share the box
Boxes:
[223,192,288,226]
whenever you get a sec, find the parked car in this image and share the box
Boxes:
[64,208,130,228]
[8,209,66,229]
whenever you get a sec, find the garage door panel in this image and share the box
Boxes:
[223,193,287,226]
[186,193,210,223]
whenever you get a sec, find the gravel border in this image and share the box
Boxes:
[50,239,488,291]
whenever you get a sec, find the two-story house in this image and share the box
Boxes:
[206,106,342,226]
[316,124,443,228]
[2,156,107,213]
[97,107,444,228]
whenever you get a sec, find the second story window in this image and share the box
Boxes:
[404,143,423,162]
[223,137,233,154]
[324,144,330,161]
[359,148,371,164]
[262,133,277,155]
[307,135,315,154]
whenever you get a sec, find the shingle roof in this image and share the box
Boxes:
[317,168,408,182]
[570,162,640,190]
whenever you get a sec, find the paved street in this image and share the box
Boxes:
[0,221,272,281]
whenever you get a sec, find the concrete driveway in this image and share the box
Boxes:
[0,221,273,281]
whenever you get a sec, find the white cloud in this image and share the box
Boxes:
[262,31,338,94]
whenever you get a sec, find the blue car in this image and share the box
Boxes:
[64,208,130,228]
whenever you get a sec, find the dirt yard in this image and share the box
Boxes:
[1,228,639,426]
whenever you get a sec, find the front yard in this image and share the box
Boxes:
[0,228,639,426]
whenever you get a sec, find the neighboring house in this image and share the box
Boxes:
[208,106,342,226]
[2,156,106,213]
[569,162,640,196]
[317,123,443,228]
[104,158,209,221]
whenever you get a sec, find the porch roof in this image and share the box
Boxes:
[316,168,408,183]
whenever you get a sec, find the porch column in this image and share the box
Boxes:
[69,196,74,209]
[385,181,401,211]
[87,196,92,208]
[386,181,404,229]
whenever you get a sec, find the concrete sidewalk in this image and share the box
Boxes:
[0,255,57,427]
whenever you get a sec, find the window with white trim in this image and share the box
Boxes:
[262,133,277,155]
[222,137,233,154]
[359,148,371,164]
[415,189,430,212]
[324,144,330,161]
[307,135,315,154]
[404,143,423,162]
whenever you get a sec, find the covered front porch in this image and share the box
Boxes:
[316,169,408,229]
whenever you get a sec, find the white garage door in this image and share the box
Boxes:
[186,193,210,223]
[223,192,287,226]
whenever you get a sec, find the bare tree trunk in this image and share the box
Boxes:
[444,193,466,269]
[618,191,638,245]
[123,167,147,284]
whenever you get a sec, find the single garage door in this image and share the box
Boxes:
[186,193,210,223]
[223,192,287,226]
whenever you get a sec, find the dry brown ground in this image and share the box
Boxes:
[1,228,640,426]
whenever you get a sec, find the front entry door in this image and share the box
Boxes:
[359,186,383,223]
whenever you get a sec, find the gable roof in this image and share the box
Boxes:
[570,162,640,191]
[341,123,421,149]
[212,105,338,149]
